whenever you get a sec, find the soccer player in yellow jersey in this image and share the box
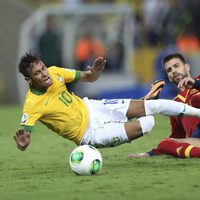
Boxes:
[14,52,200,151]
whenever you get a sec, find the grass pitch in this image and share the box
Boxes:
[0,105,200,200]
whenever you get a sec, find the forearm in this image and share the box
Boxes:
[147,148,163,156]
[79,57,105,82]
[81,70,102,82]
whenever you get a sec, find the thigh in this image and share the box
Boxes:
[83,122,130,148]
[126,100,145,118]
[83,98,131,123]
[81,98,131,147]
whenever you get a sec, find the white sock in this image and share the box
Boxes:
[145,99,200,117]
[137,115,155,135]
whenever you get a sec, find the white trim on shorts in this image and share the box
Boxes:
[80,98,131,147]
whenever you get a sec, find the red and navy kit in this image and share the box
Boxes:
[170,75,200,138]
[149,76,200,156]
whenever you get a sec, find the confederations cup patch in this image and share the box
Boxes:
[20,113,28,124]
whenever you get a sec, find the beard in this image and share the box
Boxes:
[171,72,188,85]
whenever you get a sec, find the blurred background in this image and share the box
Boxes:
[0,0,200,105]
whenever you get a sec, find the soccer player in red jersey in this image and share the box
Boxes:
[128,53,200,158]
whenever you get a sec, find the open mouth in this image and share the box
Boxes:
[43,77,52,86]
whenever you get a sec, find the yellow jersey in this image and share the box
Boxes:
[20,66,89,145]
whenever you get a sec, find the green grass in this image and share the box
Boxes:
[1,105,200,200]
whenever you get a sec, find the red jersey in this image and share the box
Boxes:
[169,75,200,138]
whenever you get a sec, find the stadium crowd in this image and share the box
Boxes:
[24,0,200,50]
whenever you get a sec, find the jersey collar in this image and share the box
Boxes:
[30,85,46,95]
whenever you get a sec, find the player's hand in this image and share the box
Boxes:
[178,77,195,91]
[127,153,150,158]
[88,57,106,73]
[14,129,31,151]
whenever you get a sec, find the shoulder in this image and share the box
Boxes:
[48,67,68,79]
[24,90,44,109]
[194,75,200,80]
[48,66,63,74]
[48,66,77,75]
[23,92,38,108]
[49,66,80,82]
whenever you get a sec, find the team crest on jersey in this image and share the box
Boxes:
[20,113,28,124]
[56,75,64,83]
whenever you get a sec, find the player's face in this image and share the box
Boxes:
[164,58,190,85]
[26,61,53,90]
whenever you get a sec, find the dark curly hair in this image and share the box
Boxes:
[18,52,41,77]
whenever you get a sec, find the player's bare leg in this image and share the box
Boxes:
[126,100,145,118]
[124,115,155,141]
[127,152,150,158]
[124,121,143,140]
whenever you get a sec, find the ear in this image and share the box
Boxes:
[24,77,32,85]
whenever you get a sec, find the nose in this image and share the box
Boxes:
[171,68,177,74]
[41,70,47,77]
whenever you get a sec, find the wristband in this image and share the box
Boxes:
[194,80,200,89]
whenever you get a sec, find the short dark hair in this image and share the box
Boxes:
[18,52,41,77]
[162,53,187,68]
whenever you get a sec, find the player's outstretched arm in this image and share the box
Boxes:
[80,57,106,82]
[14,129,31,151]
[127,152,150,157]
[127,147,163,158]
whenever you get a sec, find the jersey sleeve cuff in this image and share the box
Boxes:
[74,70,81,81]
[20,125,34,133]
[70,70,81,85]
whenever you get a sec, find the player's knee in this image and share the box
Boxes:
[137,115,155,135]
